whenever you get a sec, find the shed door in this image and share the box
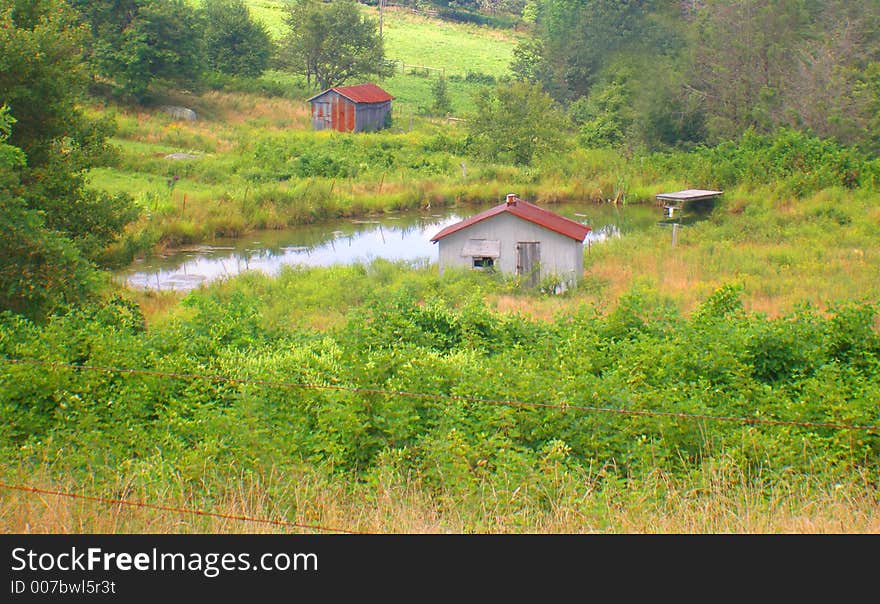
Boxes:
[314,102,332,129]
[516,242,540,287]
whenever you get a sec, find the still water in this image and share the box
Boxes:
[118,202,661,291]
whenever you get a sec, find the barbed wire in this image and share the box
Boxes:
[2,356,877,533]
[2,357,877,433]
[0,482,367,534]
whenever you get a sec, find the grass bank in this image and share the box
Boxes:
[3,466,877,533]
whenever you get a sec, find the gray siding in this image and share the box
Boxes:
[436,213,584,288]
[355,101,391,132]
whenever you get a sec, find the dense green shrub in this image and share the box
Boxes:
[435,8,521,30]
[198,0,274,79]
[201,73,290,98]
[648,129,875,197]
[2,278,878,491]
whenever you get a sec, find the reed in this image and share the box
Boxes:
[4,464,877,533]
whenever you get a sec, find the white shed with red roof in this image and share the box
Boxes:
[431,194,591,289]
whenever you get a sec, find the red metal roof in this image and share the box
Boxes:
[431,196,592,243]
[307,83,393,104]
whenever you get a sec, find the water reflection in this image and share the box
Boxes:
[119,203,659,291]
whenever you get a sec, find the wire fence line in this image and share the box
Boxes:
[389,58,446,77]
[2,355,877,532]
[2,357,877,433]
[0,482,367,534]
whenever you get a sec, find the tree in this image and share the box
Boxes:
[279,0,392,90]
[689,0,814,141]
[0,107,96,319]
[574,54,705,152]
[859,62,880,153]
[569,81,632,148]
[1,0,89,166]
[777,0,880,147]
[431,75,453,117]
[70,0,203,101]
[199,0,274,78]
[0,107,24,171]
[466,81,570,165]
[536,0,664,101]
[0,1,139,318]
[509,37,547,85]
[687,0,880,146]
[2,0,138,261]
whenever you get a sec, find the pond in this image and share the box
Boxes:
[117,202,662,291]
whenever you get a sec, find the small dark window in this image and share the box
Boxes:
[473,257,494,269]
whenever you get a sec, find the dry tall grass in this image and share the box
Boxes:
[3,467,877,534]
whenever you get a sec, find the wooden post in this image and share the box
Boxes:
[379,0,384,37]
[671,222,679,247]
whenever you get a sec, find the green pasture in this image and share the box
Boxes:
[235,2,519,115]
[373,7,520,78]
[237,1,520,77]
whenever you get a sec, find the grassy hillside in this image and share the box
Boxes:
[377,8,519,77]
[238,2,519,75]
[238,2,520,114]
[362,6,521,114]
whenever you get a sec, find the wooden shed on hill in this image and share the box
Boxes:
[306,83,394,133]
[431,194,592,289]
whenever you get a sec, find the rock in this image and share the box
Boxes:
[160,105,197,121]
[164,153,199,160]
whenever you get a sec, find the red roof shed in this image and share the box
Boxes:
[307,83,394,133]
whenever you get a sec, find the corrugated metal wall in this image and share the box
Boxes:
[312,101,332,130]
[356,102,392,132]
[332,95,355,132]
